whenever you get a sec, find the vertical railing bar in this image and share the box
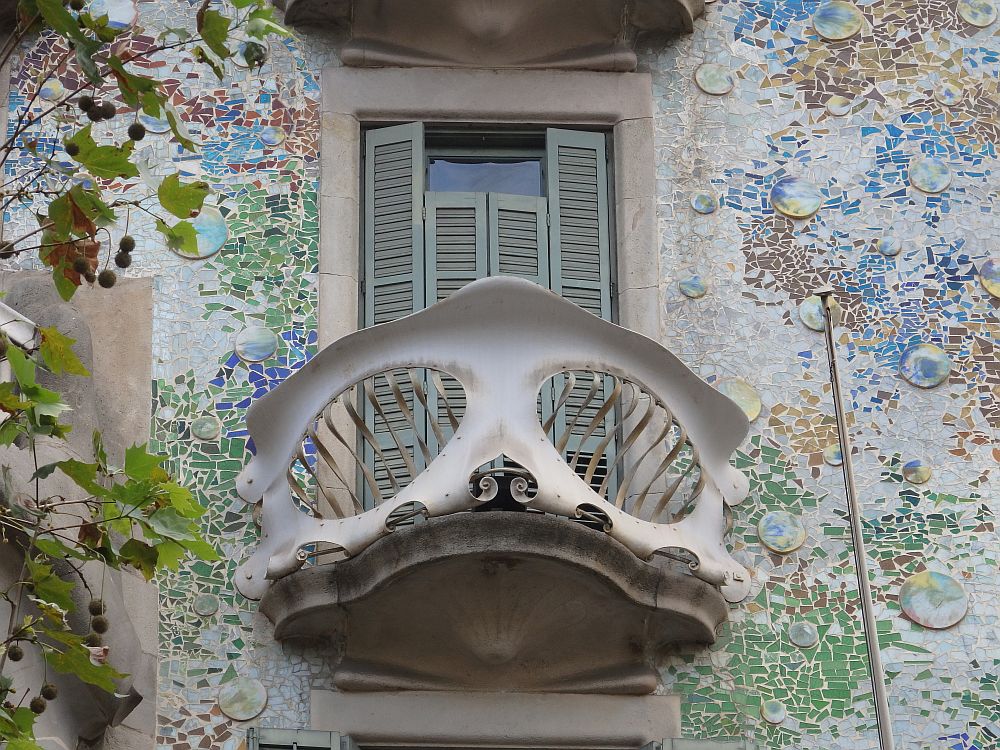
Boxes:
[819,287,894,750]
[364,376,419,480]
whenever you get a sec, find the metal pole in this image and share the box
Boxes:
[816,287,894,750]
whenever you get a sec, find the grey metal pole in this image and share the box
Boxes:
[816,287,894,750]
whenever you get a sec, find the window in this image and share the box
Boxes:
[358,122,618,506]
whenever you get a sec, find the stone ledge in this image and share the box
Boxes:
[261,512,728,694]
[276,0,702,71]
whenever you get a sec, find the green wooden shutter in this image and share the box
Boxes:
[425,191,488,303]
[545,128,616,493]
[546,128,612,319]
[362,123,426,507]
[489,193,549,287]
[364,121,425,325]
[424,191,488,452]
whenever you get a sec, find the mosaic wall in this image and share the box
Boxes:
[2,0,997,747]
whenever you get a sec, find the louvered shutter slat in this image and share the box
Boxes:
[362,123,427,508]
[546,128,615,496]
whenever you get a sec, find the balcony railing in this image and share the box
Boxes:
[236,277,751,605]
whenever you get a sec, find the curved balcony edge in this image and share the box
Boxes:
[260,512,729,694]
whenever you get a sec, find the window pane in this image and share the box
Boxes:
[427,158,542,196]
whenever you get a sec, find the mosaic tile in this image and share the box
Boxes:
[5,0,998,745]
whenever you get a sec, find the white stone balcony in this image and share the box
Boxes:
[236,277,750,693]
[273,0,704,71]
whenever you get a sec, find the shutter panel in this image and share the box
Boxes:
[364,121,425,325]
[546,128,612,320]
[425,191,488,303]
[545,129,615,494]
[424,191,488,452]
[489,193,549,287]
[362,123,425,507]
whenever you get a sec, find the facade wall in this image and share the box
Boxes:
[2,1,998,749]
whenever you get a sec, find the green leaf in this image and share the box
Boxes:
[36,0,81,37]
[42,629,126,692]
[76,41,103,85]
[0,418,22,446]
[124,443,166,481]
[6,340,36,388]
[152,539,186,570]
[35,535,90,562]
[119,538,158,579]
[28,595,69,626]
[0,381,32,414]
[30,462,59,480]
[192,44,226,81]
[247,5,290,39]
[77,141,138,180]
[155,218,199,256]
[56,459,107,497]
[164,102,197,152]
[93,430,108,473]
[144,507,197,541]
[108,56,166,115]
[160,480,204,518]
[179,537,220,561]
[196,3,231,60]
[25,558,76,613]
[38,325,90,376]
[157,173,210,220]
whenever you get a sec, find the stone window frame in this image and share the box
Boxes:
[319,66,659,347]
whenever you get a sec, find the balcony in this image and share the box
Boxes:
[236,277,750,694]
[273,0,704,72]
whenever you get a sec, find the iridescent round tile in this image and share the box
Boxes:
[218,677,267,722]
[813,1,864,39]
[826,95,853,116]
[823,443,843,466]
[172,205,229,260]
[798,294,841,331]
[260,125,286,147]
[979,258,1000,298]
[679,275,708,299]
[770,176,823,219]
[899,343,950,388]
[875,235,902,257]
[691,192,717,214]
[934,80,964,106]
[717,378,762,422]
[899,571,968,629]
[758,510,807,554]
[88,0,138,29]
[38,78,64,102]
[137,111,171,134]
[957,0,997,26]
[191,414,222,441]
[694,63,734,96]
[760,699,787,724]
[788,620,819,648]
[193,593,219,617]
[235,325,279,363]
[902,459,931,484]
[909,155,952,194]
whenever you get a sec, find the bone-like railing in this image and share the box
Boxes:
[236,278,752,602]
[287,367,703,526]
